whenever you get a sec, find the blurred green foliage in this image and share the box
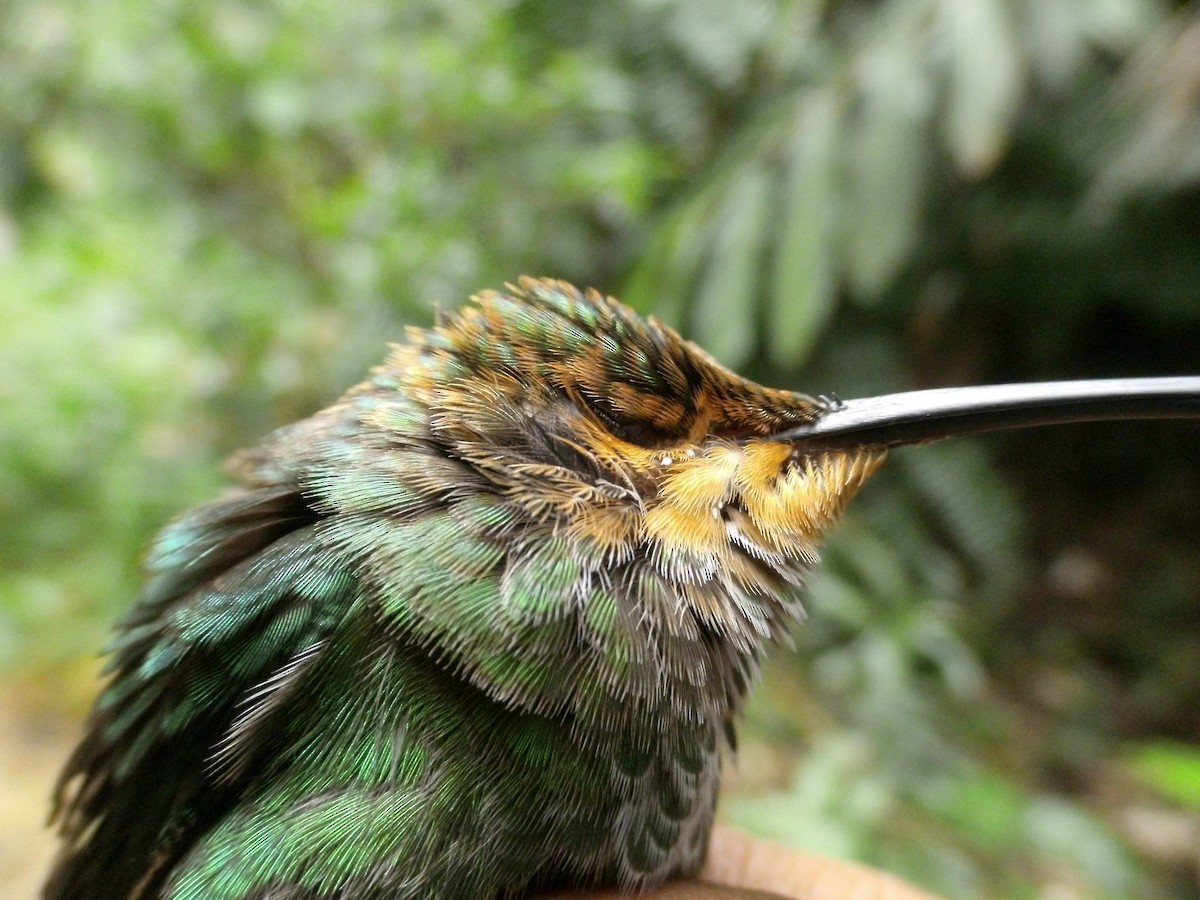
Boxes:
[1128,743,1200,810]
[3,1,1200,897]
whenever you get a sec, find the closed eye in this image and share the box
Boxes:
[580,393,679,448]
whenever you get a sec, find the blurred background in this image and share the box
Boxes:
[3,1,1200,897]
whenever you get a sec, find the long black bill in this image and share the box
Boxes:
[773,377,1200,450]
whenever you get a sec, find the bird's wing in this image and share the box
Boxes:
[45,484,352,900]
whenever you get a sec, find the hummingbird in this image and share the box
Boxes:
[46,278,1200,900]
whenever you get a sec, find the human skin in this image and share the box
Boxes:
[552,826,942,900]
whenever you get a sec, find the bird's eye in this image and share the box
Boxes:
[582,395,677,448]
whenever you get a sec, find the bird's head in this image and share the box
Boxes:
[280,277,1196,707]
[364,278,884,629]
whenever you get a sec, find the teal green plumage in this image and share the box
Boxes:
[47,279,879,899]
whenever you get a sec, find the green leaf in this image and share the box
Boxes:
[925,772,1025,848]
[691,160,772,365]
[1126,742,1200,809]
[769,88,840,366]
[1024,797,1137,895]
[895,441,1024,597]
[940,0,1023,177]
[842,21,932,300]
[624,187,720,327]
